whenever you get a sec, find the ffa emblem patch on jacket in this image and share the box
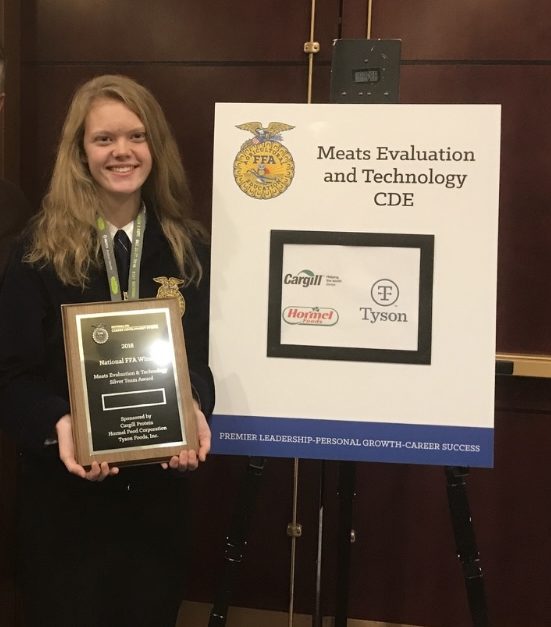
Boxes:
[153,276,185,316]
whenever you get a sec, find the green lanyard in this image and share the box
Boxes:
[97,206,145,301]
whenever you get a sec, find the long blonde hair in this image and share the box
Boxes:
[25,74,205,287]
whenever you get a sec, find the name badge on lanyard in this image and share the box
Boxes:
[96,206,145,301]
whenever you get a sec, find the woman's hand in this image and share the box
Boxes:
[56,413,119,480]
[161,400,211,472]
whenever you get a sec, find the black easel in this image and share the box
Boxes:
[209,37,492,627]
[208,456,490,626]
[333,462,489,627]
[334,461,356,627]
[208,457,324,625]
[312,460,325,627]
[208,457,266,627]
[445,466,489,627]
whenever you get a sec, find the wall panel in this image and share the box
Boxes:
[341,0,368,38]
[32,0,337,63]
[371,0,551,60]
[1,2,24,625]
[398,64,551,354]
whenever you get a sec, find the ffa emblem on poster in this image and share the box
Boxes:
[233,122,295,199]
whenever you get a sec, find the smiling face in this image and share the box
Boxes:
[83,97,152,222]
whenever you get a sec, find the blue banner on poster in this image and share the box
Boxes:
[211,414,493,467]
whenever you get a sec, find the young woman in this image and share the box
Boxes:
[0,75,214,627]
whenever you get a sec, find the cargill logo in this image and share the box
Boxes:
[282,306,339,326]
[283,269,323,288]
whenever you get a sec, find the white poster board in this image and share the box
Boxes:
[209,103,500,467]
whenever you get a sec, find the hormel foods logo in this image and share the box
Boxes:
[282,306,339,326]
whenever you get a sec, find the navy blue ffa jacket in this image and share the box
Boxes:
[0,212,214,452]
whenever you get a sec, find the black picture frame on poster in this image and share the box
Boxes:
[267,229,434,365]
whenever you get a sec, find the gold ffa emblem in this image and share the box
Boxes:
[153,276,186,316]
[92,324,109,344]
[233,122,295,199]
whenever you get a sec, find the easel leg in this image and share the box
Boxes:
[334,461,356,627]
[445,466,489,627]
[208,457,266,627]
[312,461,326,627]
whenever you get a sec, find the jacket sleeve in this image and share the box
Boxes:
[0,250,70,449]
[183,241,215,418]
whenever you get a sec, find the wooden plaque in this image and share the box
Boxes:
[62,297,198,467]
